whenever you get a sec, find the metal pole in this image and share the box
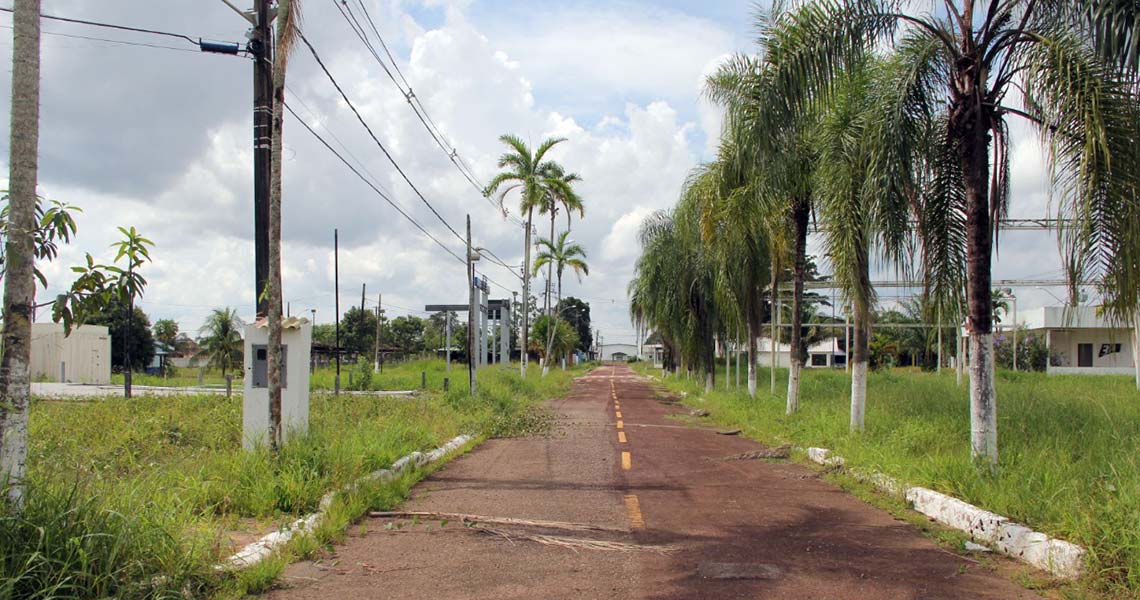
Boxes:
[252,0,272,318]
[445,314,451,372]
[374,292,382,370]
[334,228,340,395]
[1012,296,1018,371]
[467,215,476,397]
[499,303,509,365]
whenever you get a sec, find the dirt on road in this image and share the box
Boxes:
[266,365,1038,599]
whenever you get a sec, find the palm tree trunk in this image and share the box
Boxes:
[747,316,758,398]
[520,210,532,378]
[787,197,809,415]
[546,212,555,315]
[850,297,870,431]
[954,78,998,465]
[266,0,295,454]
[0,0,39,509]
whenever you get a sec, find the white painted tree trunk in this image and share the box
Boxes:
[0,0,40,509]
[1132,319,1139,390]
[969,333,998,464]
[956,327,964,386]
[850,361,867,431]
[786,362,801,415]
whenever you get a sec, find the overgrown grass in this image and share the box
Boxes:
[4,361,578,598]
[112,367,237,388]
[638,363,1140,595]
[310,358,460,391]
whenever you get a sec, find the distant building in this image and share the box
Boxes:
[30,322,111,384]
[756,337,847,369]
[1022,306,1136,376]
[598,343,640,362]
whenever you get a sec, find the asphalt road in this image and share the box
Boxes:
[267,364,1036,599]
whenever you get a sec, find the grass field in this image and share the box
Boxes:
[5,360,579,599]
[111,366,236,388]
[636,361,1140,595]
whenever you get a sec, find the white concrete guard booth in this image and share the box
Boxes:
[243,317,312,450]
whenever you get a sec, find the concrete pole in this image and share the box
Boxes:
[1012,296,1018,371]
[500,304,509,365]
[479,284,489,367]
[467,215,476,397]
[445,315,451,373]
[937,305,942,373]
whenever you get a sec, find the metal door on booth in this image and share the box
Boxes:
[1078,343,1093,367]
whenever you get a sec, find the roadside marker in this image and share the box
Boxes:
[621,451,632,470]
[618,431,627,443]
[624,494,645,529]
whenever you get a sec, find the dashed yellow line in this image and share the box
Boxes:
[621,451,632,470]
[618,431,627,443]
[624,494,645,529]
[615,410,623,419]
[616,420,623,429]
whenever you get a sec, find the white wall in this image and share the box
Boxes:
[30,323,111,384]
[1049,328,1134,371]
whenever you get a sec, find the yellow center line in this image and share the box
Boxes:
[618,431,627,443]
[624,494,645,529]
[616,420,623,429]
[621,451,632,470]
[615,410,622,419]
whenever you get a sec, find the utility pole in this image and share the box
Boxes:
[467,215,476,397]
[253,0,272,317]
[374,292,382,370]
[334,228,340,394]
[360,283,366,315]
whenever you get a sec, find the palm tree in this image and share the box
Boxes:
[539,164,583,314]
[767,0,1140,463]
[267,0,300,453]
[484,135,574,378]
[0,0,40,508]
[198,308,245,378]
[705,46,815,413]
[533,231,589,306]
[812,58,910,431]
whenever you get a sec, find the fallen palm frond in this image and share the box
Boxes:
[369,511,628,533]
[478,528,673,554]
[712,444,792,460]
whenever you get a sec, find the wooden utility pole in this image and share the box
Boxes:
[334,228,340,394]
[467,215,476,397]
[252,0,272,317]
[374,292,382,370]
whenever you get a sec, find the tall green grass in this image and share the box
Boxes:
[4,361,577,598]
[639,363,1140,595]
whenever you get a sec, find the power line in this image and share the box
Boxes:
[296,27,467,245]
[333,0,528,229]
[284,101,467,266]
[0,25,204,54]
[0,6,238,49]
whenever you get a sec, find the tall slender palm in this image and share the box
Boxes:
[812,58,910,431]
[767,0,1140,463]
[0,0,39,508]
[706,48,814,410]
[539,165,583,314]
[533,231,589,306]
[485,135,574,378]
[267,0,300,453]
[198,308,245,378]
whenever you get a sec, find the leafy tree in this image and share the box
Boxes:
[530,315,579,367]
[425,311,459,351]
[388,315,426,353]
[153,319,179,352]
[311,323,336,346]
[485,135,576,378]
[197,308,244,377]
[557,297,592,352]
[88,296,155,373]
[763,0,1140,463]
[340,306,377,356]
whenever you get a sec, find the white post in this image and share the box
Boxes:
[1012,296,1018,372]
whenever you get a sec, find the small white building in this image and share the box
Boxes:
[598,343,640,362]
[30,322,111,384]
[756,337,846,368]
[1022,306,1136,376]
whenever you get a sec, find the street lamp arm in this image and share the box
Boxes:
[218,0,257,25]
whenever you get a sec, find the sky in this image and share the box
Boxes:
[0,0,1072,346]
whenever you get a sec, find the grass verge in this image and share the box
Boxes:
[4,361,578,598]
[635,362,1140,596]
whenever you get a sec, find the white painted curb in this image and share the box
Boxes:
[805,447,1085,579]
[221,434,474,570]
